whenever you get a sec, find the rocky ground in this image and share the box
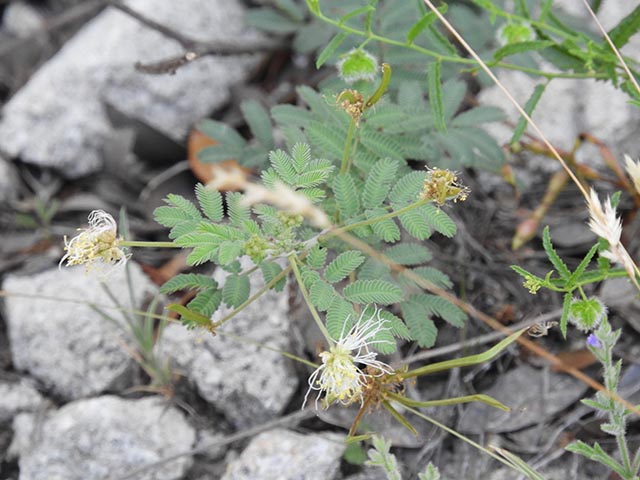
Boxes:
[0,1,640,479]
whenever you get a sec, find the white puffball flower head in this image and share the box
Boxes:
[60,210,128,271]
[304,308,394,410]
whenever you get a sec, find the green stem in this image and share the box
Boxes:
[119,240,179,248]
[211,263,291,329]
[288,254,334,346]
[340,119,357,174]
[311,9,609,80]
[323,198,429,240]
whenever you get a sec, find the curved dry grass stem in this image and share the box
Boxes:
[422,0,640,289]
[422,0,588,199]
[580,0,640,96]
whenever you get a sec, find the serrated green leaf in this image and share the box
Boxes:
[261,262,286,292]
[428,60,447,133]
[325,251,366,283]
[195,183,223,222]
[326,297,356,339]
[422,204,456,237]
[609,5,640,48]
[401,300,437,347]
[310,279,337,311]
[296,158,334,188]
[160,274,217,294]
[542,226,571,280]
[560,291,573,338]
[300,267,321,289]
[222,274,251,308]
[511,83,546,145]
[333,173,361,219]
[187,288,222,318]
[344,279,403,305]
[568,243,598,285]
[241,99,274,150]
[316,32,348,68]
[406,12,438,44]
[384,243,432,265]
[362,158,399,207]
[492,40,554,62]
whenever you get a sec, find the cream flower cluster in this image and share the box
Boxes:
[304,309,394,409]
[60,210,128,270]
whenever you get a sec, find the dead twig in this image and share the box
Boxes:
[107,0,284,75]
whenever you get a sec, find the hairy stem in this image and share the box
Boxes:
[288,254,334,346]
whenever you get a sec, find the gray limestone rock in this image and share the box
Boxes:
[221,428,345,480]
[0,379,48,423]
[457,364,588,434]
[0,155,20,202]
[2,263,156,399]
[13,395,195,480]
[0,0,262,178]
[159,259,298,428]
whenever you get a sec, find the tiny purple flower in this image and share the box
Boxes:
[587,334,602,349]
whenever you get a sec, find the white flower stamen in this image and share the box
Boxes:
[60,210,128,271]
[303,308,394,409]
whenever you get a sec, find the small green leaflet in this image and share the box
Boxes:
[428,60,447,133]
[510,83,547,145]
[316,32,347,69]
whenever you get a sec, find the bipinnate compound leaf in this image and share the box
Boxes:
[344,279,403,305]
[310,280,338,311]
[333,174,361,219]
[306,245,328,269]
[222,274,251,308]
[384,243,432,265]
[401,299,437,348]
[188,288,222,318]
[411,293,467,327]
[365,208,401,242]
[195,183,223,222]
[241,99,274,150]
[399,209,431,240]
[422,204,456,238]
[326,297,356,339]
[325,251,366,283]
[160,273,218,294]
[261,262,286,292]
[362,158,399,207]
